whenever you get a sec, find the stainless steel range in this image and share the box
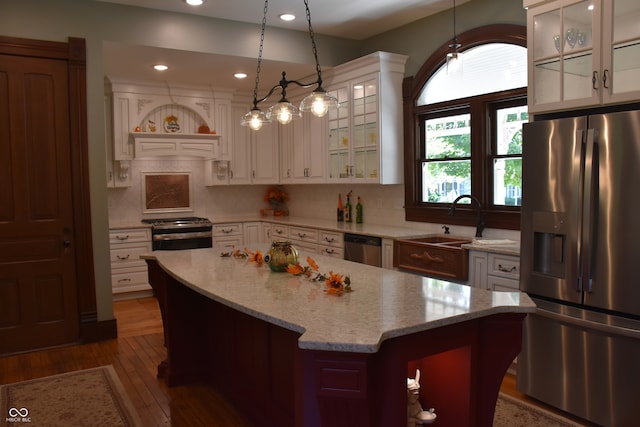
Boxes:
[142,217,212,250]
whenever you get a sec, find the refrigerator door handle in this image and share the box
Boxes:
[535,307,640,341]
[580,129,597,293]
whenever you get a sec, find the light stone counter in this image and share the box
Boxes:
[215,214,429,239]
[462,240,521,256]
[142,245,535,353]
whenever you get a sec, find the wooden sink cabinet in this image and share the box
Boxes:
[393,237,470,281]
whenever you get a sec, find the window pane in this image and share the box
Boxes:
[425,114,471,159]
[422,160,471,203]
[417,44,527,106]
[493,157,522,206]
[496,105,527,155]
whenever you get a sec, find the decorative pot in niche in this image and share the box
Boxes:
[264,241,299,272]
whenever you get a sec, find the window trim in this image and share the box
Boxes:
[403,24,526,231]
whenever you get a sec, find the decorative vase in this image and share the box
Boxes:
[264,241,298,272]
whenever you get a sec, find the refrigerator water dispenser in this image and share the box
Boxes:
[531,212,567,278]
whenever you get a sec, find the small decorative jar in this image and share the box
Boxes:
[264,241,298,272]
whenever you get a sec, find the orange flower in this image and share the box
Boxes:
[325,271,345,296]
[307,256,319,271]
[286,263,304,275]
[248,250,264,265]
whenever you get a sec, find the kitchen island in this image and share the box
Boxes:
[143,246,535,427]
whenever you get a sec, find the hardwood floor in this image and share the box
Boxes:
[0,297,249,427]
[0,296,596,426]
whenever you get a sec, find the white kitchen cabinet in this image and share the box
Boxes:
[280,113,327,184]
[382,238,395,270]
[265,223,289,242]
[105,94,132,188]
[526,0,640,113]
[468,250,520,291]
[318,230,344,259]
[324,52,407,184]
[212,222,243,249]
[243,222,262,245]
[207,104,279,186]
[109,227,152,296]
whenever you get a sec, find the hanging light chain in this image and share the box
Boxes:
[451,0,460,49]
[252,0,269,105]
[304,0,323,87]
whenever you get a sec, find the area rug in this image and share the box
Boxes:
[0,365,142,427]
[494,392,588,427]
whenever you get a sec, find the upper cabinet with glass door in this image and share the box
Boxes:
[526,0,640,113]
[601,0,640,105]
[325,52,408,184]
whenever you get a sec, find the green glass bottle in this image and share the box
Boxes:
[356,196,363,224]
[345,193,352,223]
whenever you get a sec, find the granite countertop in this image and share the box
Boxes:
[462,240,521,256]
[111,215,521,255]
[142,246,534,353]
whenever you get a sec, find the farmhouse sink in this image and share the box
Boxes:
[404,236,472,247]
[393,236,472,281]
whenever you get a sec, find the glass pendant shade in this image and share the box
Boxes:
[241,108,271,131]
[268,101,300,125]
[300,90,339,117]
[446,50,463,75]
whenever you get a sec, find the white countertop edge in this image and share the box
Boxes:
[144,252,535,354]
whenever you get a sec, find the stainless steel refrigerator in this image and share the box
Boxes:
[518,109,640,427]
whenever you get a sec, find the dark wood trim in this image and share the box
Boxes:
[403,24,526,231]
[66,37,99,337]
[79,318,118,343]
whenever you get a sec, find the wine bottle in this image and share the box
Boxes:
[337,194,344,222]
[356,196,363,224]
[345,192,352,223]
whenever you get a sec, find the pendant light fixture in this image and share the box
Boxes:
[446,0,463,75]
[240,0,339,131]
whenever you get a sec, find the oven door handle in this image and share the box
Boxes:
[153,231,213,241]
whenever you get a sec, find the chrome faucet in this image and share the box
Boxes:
[448,194,484,238]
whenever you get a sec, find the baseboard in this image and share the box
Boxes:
[80,318,118,343]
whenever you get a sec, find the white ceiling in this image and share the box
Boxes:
[101,0,464,94]
[98,0,455,40]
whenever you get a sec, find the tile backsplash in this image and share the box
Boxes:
[107,159,519,241]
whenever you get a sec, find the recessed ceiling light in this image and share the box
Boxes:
[153,64,169,71]
[184,0,205,6]
[234,72,248,79]
[279,13,295,21]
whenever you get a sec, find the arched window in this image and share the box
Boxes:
[403,24,527,231]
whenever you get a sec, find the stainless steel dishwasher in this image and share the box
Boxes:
[343,233,382,267]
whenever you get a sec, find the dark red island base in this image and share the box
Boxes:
[145,255,530,427]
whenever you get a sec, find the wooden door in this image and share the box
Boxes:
[0,47,80,353]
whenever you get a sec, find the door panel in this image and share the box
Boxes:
[585,111,640,316]
[520,117,586,304]
[0,53,79,353]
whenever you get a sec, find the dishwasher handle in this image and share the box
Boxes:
[343,233,382,246]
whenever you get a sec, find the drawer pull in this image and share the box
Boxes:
[117,254,130,260]
[222,228,234,234]
[410,252,444,263]
[297,232,306,238]
[275,229,284,234]
[115,235,129,240]
[324,237,336,243]
[498,264,517,273]
[323,249,335,254]
[118,278,132,283]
